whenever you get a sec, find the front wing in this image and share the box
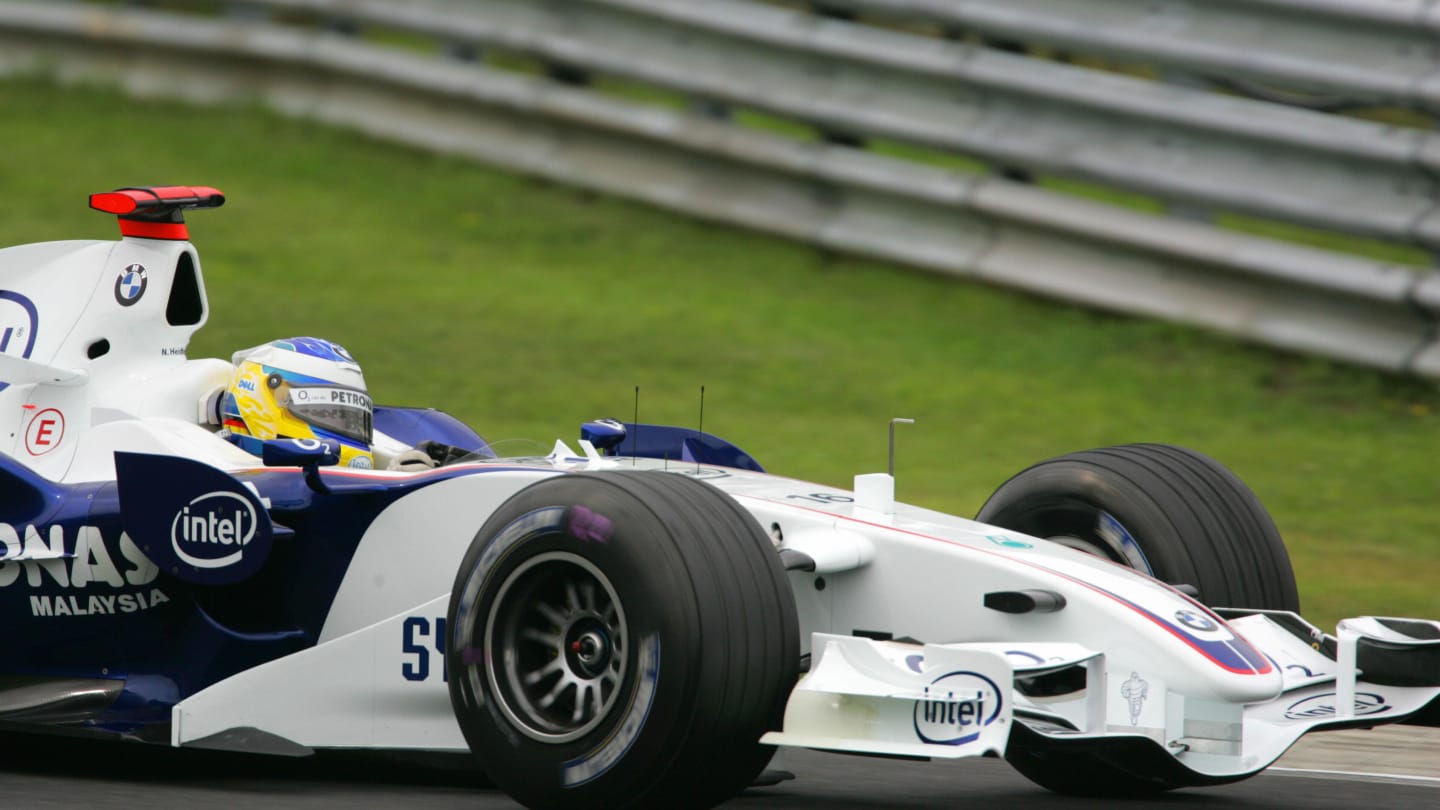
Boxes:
[169,608,1439,791]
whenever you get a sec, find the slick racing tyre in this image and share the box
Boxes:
[976,443,1299,612]
[981,445,1295,798]
[446,470,799,810]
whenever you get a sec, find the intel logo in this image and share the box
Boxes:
[170,491,258,569]
[0,292,38,392]
[913,670,1004,745]
[1283,691,1389,721]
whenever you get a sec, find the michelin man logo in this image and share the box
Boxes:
[1120,671,1149,725]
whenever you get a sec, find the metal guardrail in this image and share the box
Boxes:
[826,0,1440,110]
[226,0,1440,251]
[1,0,1439,376]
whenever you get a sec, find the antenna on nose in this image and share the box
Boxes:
[889,417,915,477]
[696,385,706,473]
[856,418,914,515]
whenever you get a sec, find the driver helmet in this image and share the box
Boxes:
[221,337,374,469]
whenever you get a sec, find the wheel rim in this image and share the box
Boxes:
[1048,533,1118,558]
[1042,504,1152,573]
[1023,503,1154,576]
[485,551,629,744]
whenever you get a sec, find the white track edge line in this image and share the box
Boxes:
[1267,766,1440,785]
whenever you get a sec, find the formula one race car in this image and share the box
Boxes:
[1,186,1437,810]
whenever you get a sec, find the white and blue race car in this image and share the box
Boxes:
[1,186,1436,809]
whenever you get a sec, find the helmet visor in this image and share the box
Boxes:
[286,385,374,445]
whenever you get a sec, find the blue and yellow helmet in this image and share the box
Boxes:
[221,337,374,469]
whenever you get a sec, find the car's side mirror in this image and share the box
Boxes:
[581,419,627,454]
[261,438,341,468]
[261,438,343,495]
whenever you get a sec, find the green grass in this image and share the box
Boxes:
[2,77,1438,629]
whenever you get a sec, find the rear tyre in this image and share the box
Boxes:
[976,443,1298,611]
[446,470,798,810]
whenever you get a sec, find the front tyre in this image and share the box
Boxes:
[447,470,798,810]
[982,445,1295,798]
[977,443,1298,612]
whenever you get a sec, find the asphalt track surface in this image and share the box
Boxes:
[1,733,1435,810]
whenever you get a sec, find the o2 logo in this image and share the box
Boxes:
[402,616,448,682]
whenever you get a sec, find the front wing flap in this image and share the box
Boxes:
[1008,612,1440,783]
[766,618,1439,783]
[762,634,1102,759]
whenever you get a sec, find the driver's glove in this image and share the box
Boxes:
[387,449,439,471]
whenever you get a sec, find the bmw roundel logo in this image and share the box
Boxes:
[114,264,148,307]
[1174,608,1218,632]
